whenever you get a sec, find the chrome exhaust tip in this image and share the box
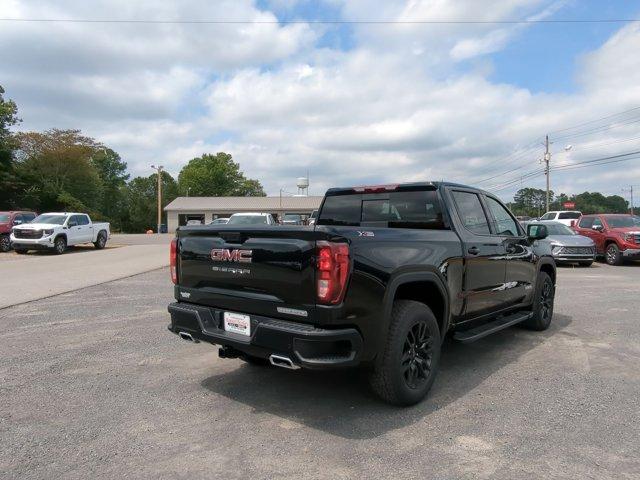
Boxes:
[269,354,300,370]
[178,331,198,342]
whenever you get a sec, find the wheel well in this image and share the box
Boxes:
[604,239,618,249]
[540,263,555,284]
[54,233,67,242]
[393,281,446,334]
[98,229,107,237]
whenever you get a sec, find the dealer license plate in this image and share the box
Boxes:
[223,312,251,337]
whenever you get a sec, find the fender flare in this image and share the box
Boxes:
[381,269,451,339]
[536,256,557,283]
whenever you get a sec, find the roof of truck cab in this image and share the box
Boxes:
[325,181,487,195]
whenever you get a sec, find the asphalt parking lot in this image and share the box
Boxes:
[1,262,639,479]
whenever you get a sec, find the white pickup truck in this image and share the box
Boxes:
[10,212,110,254]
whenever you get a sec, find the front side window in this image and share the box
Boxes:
[451,191,490,235]
[77,215,90,225]
[592,217,603,229]
[540,212,555,221]
[485,197,520,236]
[578,216,594,228]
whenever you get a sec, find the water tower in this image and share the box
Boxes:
[296,176,309,196]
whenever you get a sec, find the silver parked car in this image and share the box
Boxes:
[528,221,595,266]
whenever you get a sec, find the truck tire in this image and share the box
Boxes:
[0,235,10,252]
[54,236,67,255]
[14,248,28,254]
[523,271,554,331]
[93,231,107,249]
[369,300,441,406]
[605,243,623,266]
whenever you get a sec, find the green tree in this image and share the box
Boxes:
[123,171,178,232]
[573,192,628,214]
[90,148,129,230]
[177,152,265,197]
[0,85,21,209]
[512,188,553,217]
[14,129,103,213]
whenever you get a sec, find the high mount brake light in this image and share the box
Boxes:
[316,241,350,305]
[352,184,399,193]
[170,238,178,284]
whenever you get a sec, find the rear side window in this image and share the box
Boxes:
[318,190,445,229]
[78,215,90,225]
[558,212,581,219]
[578,217,594,228]
[451,191,491,235]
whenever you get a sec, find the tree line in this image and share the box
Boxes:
[508,187,629,218]
[0,86,265,232]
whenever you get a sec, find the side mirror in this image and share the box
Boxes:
[527,224,548,240]
[67,221,77,228]
[13,219,22,225]
[570,220,576,227]
[592,225,604,232]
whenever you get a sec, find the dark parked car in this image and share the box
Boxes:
[0,211,37,252]
[168,182,556,406]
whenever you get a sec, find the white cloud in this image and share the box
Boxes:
[2,0,640,200]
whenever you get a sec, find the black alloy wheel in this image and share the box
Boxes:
[402,320,434,389]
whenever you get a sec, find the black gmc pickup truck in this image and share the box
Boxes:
[168,182,556,405]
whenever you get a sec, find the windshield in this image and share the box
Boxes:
[32,214,68,225]
[227,215,268,225]
[543,223,575,235]
[605,215,640,228]
[0,214,10,222]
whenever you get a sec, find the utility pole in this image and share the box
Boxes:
[151,165,164,234]
[544,135,551,213]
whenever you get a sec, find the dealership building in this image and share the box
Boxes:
[164,196,324,231]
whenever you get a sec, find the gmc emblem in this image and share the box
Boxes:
[211,248,253,263]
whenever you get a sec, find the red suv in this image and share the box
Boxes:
[0,211,37,252]
[573,214,640,265]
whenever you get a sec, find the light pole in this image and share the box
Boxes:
[151,165,164,234]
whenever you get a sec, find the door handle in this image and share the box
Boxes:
[468,246,479,255]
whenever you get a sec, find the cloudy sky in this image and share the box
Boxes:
[2,0,640,203]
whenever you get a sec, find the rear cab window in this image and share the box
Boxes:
[318,188,446,229]
[558,212,581,220]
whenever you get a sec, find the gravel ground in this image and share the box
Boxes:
[1,263,639,479]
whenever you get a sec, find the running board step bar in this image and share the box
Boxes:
[453,311,532,343]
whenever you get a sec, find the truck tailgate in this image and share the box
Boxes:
[177,227,320,322]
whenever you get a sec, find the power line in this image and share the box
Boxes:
[551,116,640,141]
[547,106,640,135]
[0,18,639,25]
[486,150,640,192]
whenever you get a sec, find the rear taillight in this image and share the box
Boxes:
[170,238,178,284]
[316,241,350,305]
